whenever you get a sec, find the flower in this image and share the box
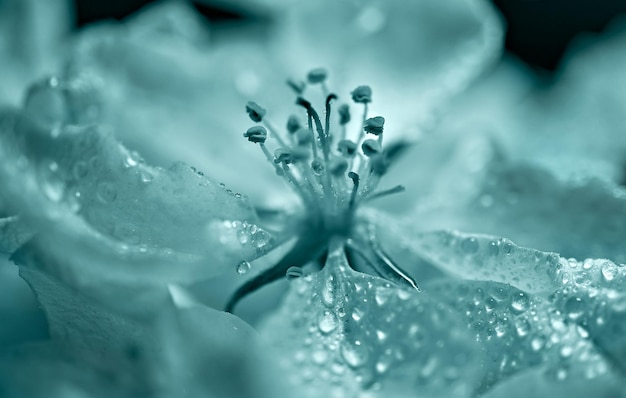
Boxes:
[2,1,626,397]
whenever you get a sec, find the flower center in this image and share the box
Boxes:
[226,69,415,312]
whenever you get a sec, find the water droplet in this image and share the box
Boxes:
[140,170,154,183]
[286,266,303,281]
[514,317,531,337]
[312,349,328,365]
[488,240,499,256]
[97,182,118,203]
[531,336,545,351]
[564,297,584,320]
[461,237,479,254]
[40,162,65,203]
[236,260,251,275]
[501,241,513,255]
[601,262,617,282]
[485,297,498,311]
[341,341,368,368]
[124,151,140,168]
[511,292,530,313]
[351,307,364,322]
[253,230,270,248]
[375,286,392,306]
[318,311,338,334]
[237,228,249,244]
[322,276,337,306]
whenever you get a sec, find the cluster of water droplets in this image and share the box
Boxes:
[428,279,609,393]
[260,247,479,398]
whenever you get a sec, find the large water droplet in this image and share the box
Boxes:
[236,260,251,275]
[601,262,617,282]
[318,311,338,334]
[253,230,270,248]
[511,292,530,313]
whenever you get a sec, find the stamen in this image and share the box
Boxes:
[325,94,337,145]
[243,126,267,143]
[338,104,350,141]
[296,97,329,159]
[364,116,385,145]
[361,139,382,157]
[365,185,405,202]
[262,118,289,147]
[225,236,330,313]
[351,85,372,144]
[286,79,305,95]
[337,140,357,157]
[245,101,266,123]
[328,156,348,176]
[348,171,359,207]
[307,67,329,97]
[287,115,301,134]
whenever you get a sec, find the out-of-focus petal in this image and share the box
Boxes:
[0,0,71,105]
[259,245,482,398]
[275,0,504,139]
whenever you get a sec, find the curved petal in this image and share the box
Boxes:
[0,76,279,286]
[274,0,504,140]
[427,279,611,394]
[259,244,482,397]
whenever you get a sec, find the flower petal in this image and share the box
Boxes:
[259,245,482,397]
[427,279,611,393]
[275,0,504,139]
[1,75,278,282]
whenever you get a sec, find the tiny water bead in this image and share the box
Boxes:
[236,260,251,275]
[226,69,417,312]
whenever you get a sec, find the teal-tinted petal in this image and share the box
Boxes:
[275,0,503,139]
[1,76,274,282]
[259,245,481,397]
[0,216,32,254]
[427,279,611,394]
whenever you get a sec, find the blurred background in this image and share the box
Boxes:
[74,0,626,71]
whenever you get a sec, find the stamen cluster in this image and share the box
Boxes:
[243,69,402,238]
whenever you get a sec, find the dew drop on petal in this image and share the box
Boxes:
[511,292,530,313]
[341,340,368,369]
[601,262,617,282]
[318,310,338,334]
[236,260,251,275]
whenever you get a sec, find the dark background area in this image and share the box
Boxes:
[73,0,626,71]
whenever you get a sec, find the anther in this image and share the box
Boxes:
[361,139,382,157]
[338,104,350,125]
[311,158,325,176]
[286,79,305,95]
[244,126,267,143]
[351,86,372,104]
[307,68,328,84]
[245,101,266,123]
[328,157,348,176]
[295,128,312,146]
[337,140,357,157]
[364,116,385,135]
[274,147,308,164]
[287,115,301,134]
